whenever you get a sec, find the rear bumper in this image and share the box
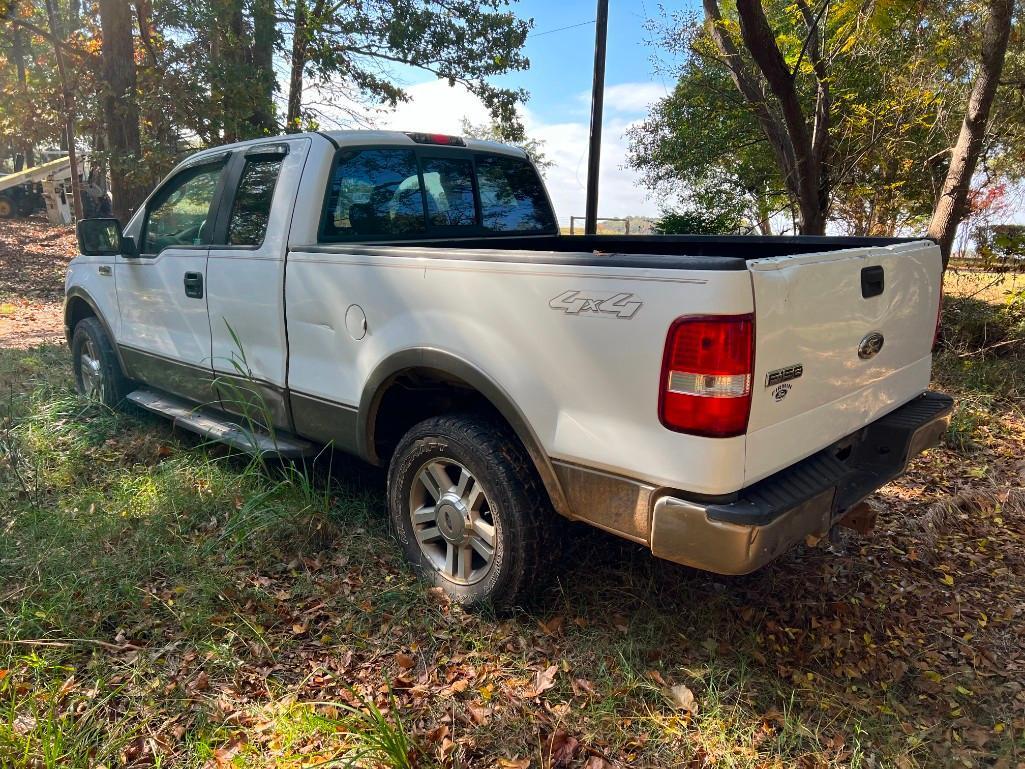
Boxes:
[650,390,953,574]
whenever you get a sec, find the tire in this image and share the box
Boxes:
[0,195,14,219]
[71,317,129,407]
[387,413,556,610]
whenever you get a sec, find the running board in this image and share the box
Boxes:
[126,389,317,459]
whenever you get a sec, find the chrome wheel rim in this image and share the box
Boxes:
[409,458,497,585]
[79,339,104,401]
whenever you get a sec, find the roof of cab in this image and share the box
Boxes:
[175,130,528,173]
[321,130,528,158]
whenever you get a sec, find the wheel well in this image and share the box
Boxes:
[65,296,97,336]
[371,368,496,463]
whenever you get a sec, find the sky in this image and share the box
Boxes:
[316,0,702,225]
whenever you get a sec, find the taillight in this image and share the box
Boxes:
[659,314,754,438]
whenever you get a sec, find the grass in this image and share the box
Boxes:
[1,272,1024,767]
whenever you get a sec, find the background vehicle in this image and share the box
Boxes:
[65,131,952,607]
[0,154,110,222]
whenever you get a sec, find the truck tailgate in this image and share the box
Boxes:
[744,240,942,486]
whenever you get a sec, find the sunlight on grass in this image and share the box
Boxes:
[2,335,1024,767]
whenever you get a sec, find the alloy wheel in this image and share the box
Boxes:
[408,458,497,585]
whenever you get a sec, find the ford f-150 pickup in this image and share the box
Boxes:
[67,130,952,607]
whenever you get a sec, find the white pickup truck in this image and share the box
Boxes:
[67,131,952,607]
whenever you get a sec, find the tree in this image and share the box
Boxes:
[631,1,1025,246]
[249,0,276,134]
[928,0,1016,266]
[702,0,830,234]
[627,38,788,234]
[44,0,83,220]
[99,0,143,223]
[1,0,536,220]
[280,0,532,138]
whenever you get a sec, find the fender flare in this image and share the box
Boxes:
[358,348,570,518]
[64,287,128,372]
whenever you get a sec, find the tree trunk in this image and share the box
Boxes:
[735,0,826,234]
[705,0,830,235]
[44,0,83,221]
[286,0,309,132]
[754,192,773,235]
[249,0,277,135]
[927,0,1015,268]
[10,16,34,168]
[99,0,143,224]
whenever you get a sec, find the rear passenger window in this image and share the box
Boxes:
[322,149,425,239]
[476,155,555,233]
[422,157,477,227]
[227,156,283,245]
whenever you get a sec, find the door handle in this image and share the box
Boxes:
[861,265,884,298]
[183,271,204,299]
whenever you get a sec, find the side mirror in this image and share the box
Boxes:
[77,218,129,257]
[121,235,138,257]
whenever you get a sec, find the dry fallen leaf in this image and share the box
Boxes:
[395,652,415,669]
[545,729,579,767]
[497,758,530,769]
[668,683,698,715]
[524,664,558,698]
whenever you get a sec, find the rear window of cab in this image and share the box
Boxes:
[319,147,556,242]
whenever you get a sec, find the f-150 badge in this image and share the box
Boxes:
[549,290,642,319]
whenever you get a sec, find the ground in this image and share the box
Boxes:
[1,218,1023,768]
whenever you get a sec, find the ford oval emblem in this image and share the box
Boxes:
[858,331,885,359]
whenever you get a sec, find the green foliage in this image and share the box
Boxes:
[0,0,533,182]
[292,0,531,137]
[654,208,739,235]
[973,225,1025,270]
[628,42,787,233]
[629,2,1025,237]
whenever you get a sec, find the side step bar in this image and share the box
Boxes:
[126,388,317,459]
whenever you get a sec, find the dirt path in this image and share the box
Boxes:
[0,218,76,349]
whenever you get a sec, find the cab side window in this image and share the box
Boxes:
[227,156,283,246]
[322,148,425,240]
[142,163,223,255]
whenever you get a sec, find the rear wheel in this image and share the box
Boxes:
[72,317,129,407]
[387,413,556,610]
[0,195,15,219]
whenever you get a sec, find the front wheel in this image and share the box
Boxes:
[387,413,556,610]
[71,317,129,407]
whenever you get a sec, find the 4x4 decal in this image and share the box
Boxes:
[549,290,643,319]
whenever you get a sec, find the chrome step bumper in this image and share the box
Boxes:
[650,391,954,574]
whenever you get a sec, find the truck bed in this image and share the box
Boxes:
[299,234,925,271]
[403,234,922,259]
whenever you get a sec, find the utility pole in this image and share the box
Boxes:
[584,0,609,235]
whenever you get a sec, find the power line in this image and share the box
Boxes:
[528,19,596,38]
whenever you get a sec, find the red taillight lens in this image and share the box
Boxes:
[659,314,754,437]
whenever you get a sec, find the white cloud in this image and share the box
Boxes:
[315,78,663,222]
[582,82,668,114]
